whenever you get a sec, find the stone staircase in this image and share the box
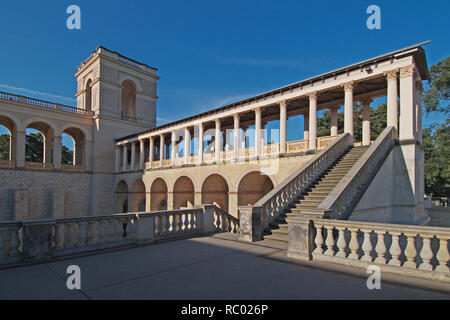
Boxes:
[262,145,369,247]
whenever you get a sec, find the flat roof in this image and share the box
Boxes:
[117,41,430,142]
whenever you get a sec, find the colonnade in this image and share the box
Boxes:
[116,65,422,173]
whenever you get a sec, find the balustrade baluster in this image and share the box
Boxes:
[165,214,171,234]
[435,237,449,273]
[313,224,324,254]
[76,222,87,248]
[348,229,360,260]
[324,227,335,256]
[178,214,184,232]
[8,227,20,258]
[107,219,115,242]
[403,233,418,269]
[98,220,107,244]
[336,227,347,257]
[374,231,387,264]
[87,221,98,246]
[55,224,65,250]
[65,223,75,249]
[388,232,402,266]
[361,230,374,262]
[418,235,433,271]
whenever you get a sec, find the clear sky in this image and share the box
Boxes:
[0,0,448,148]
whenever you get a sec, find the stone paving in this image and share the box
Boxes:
[0,234,448,300]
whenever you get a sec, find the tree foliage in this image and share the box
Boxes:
[423,56,449,115]
[423,120,450,196]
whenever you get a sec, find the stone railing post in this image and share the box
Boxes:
[200,205,216,235]
[22,220,55,261]
[134,214,154,244]
[287,217,314,261]
[238,206,263,242]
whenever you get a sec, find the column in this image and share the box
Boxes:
[343,82,354,142]
[15,131,25,168]
[399,65,416,141]
[385,70,399,131]
[52,136,62,170]
[260,121,266,156]
[149,137,154,168]
[255,108,261,157]
[43,137,52,164]
[122,143,128,171]
[241,126,247,149]
[303,112,309,142]
[308,92,318,151]
[280,100,287,154]
[171,131,176,165]
[198,123,204,164]
[184,127,191,164]
[130,141,136,171]
[139,139,145,170]
[159,135,164,167]
[215,119,221,162]
[331,107,338,136]
[115,146,120,173]
[362,98,372,146]
[233,114,240,160]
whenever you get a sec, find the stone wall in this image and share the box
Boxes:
[0,169,115,221]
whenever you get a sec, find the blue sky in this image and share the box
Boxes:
[0,0,448,149]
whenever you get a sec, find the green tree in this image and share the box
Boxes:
[0,134,10,160]
[423,120,450,196]
[423,56,449,115]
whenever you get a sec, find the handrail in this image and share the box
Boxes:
[252,132,352,231]
[0,91,94,117]
[318,126,397,220]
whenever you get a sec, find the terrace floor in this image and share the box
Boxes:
[0,234,449,300]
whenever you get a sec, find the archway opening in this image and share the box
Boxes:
[25,121,54,165]
[131,179,146,212]
[238,171,274,206]
[121,80,137,120]
[116,180,129,213]
[62,127,85,166]
[173,176,194,210]
[202,174,229,212]
[0,115,16,163]
[151,178,168,211]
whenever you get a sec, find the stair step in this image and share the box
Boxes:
[263,234,288,244]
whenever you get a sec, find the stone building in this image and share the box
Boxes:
[0,42,429,226]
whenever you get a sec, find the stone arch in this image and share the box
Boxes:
[131,179,146,212]
[173,176,195,210]
[151,178,168,211]
[238,171,274,206]
[25,120,55,164]
[202,174,229,212]
[62,127,86,166]
[116,180,129,213]
[85,79,93,111]
[121,79,137,119]
[0,115,19,161]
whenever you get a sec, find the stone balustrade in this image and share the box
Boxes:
[0,91,94,117]
[0,160,15,169]
[25,162,54,171]
[238,133,352,242]
[288,218,450,282]
[0,205,237,267]
[318,126,397,220]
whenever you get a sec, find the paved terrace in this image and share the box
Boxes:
[0,234,448,300]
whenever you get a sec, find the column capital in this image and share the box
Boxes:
[233,113,240,121]
[215,118,221,125]
[342,81,354,92]
[384,69,399,81]
[399,65,415,79]
[308,91,318,100]
[279,99,288,108]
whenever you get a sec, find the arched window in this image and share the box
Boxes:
[62,127,85,166]
[121,80,136,120]
[85,79,92,111]
[0,115,17,164]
